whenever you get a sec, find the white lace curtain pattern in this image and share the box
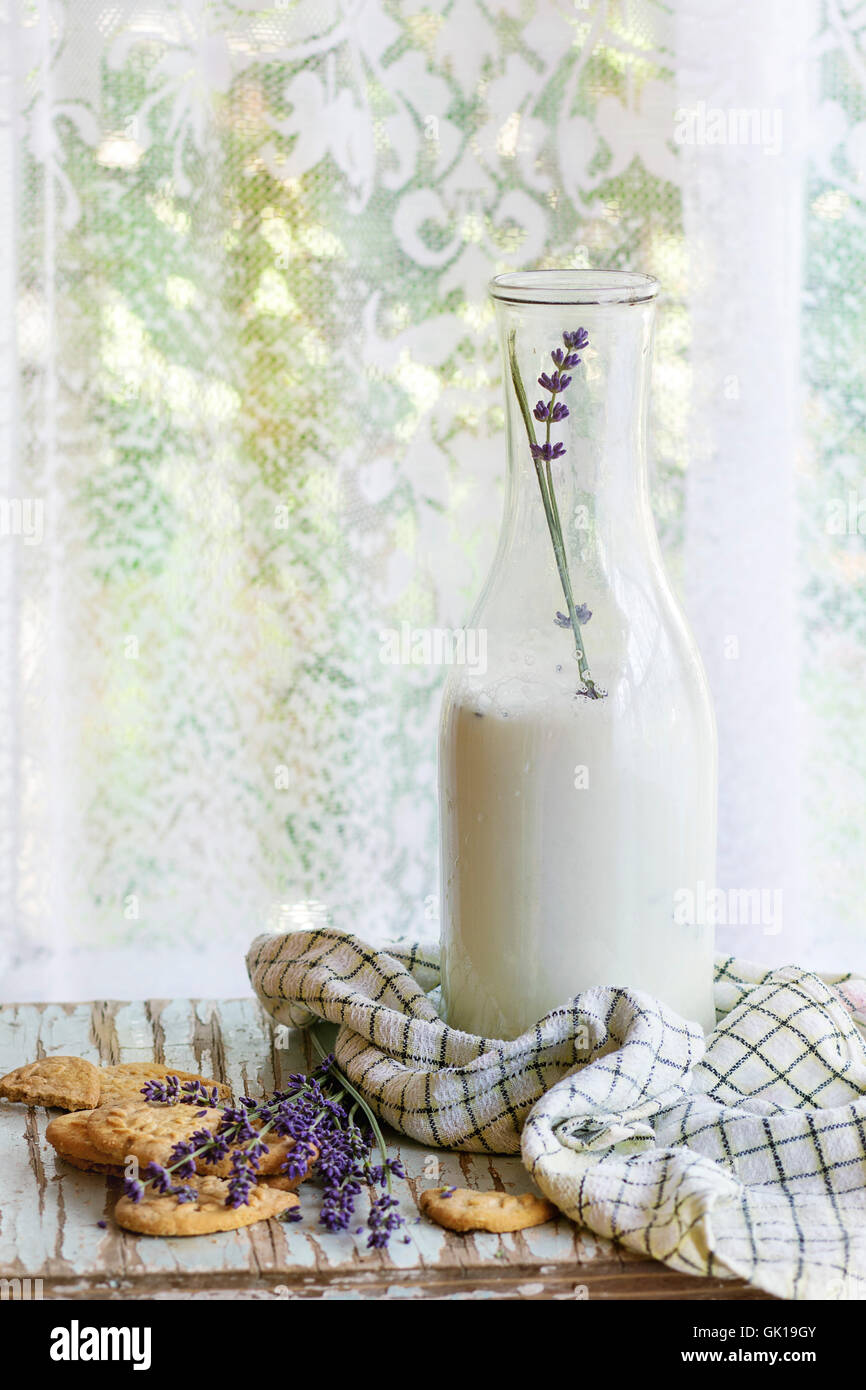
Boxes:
[0,0,863,1000]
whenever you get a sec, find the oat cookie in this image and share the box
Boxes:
[419,1186,556,1234]
[46,1110,118,1169]
[114,1175,298,1236]
[55,1153,125,1176]
[261,1164,314,1193]
[262,1174,301,1193]
[87,1100,225,1166]
[254,1142,317,1190]
[203,1130,310,1180]
[0,1056,100,1111]
[97,1064,231,1106]
[86,1099,300,1179]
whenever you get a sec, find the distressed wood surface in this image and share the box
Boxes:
[0,999,771,1300]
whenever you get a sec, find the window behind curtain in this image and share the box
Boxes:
[1,0,864,998]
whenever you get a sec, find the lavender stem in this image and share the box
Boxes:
[507,329,600,698]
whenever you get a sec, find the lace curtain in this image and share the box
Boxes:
[0,0,863,1000]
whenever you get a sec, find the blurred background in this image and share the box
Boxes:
[0,0,863,1001]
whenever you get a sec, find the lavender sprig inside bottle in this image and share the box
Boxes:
[507,325,602,698]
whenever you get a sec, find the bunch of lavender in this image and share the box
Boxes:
[123,1051,407,1250]
[508,326,603,699]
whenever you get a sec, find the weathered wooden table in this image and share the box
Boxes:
[0,999,770,1300]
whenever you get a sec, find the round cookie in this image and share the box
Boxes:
[419,1187,556,1234]
[258,1142,317,1190]
[97,1064,231,1106]
[86,1100,225,1167]
[55,1153,124,1176]
[86,1100,299,1179]
[203,1129,305,1179]
[262,1168,312,1193]
[0,1056,100,1111]
[115,1175,298,1236]
[46,1110,118,1168]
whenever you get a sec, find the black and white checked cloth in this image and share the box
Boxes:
[247,927,866,1299]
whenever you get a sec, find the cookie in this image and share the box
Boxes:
[46,1110,118,1168]
[54,1153,125,1177]
[114,1175,298,1236]
[261,1161,315,1194]
[86,1100,225,1167]
[97,1064,231,1106]
[419,1187,556,1234]
[204,1133,315,1181]
[86,1099,301,1179]
[0,1056,100,1111]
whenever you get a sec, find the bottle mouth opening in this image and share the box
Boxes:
[489,269,659,306]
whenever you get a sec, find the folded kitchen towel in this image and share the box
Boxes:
[246,926,866,1300]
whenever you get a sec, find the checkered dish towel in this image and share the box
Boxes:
[247,927,866,1300]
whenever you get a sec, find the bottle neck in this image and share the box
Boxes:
[495,295,657,579]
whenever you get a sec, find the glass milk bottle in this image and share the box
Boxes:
[438,270,717,1039]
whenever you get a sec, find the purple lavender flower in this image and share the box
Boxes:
[217,1104,259,1143]
[530,441,566,462]
[141,1075,180,1103]
[563,328,589,351]
[123,1177,145,1203]
[181,1080,221,1107]
[165,1138,199,1179]
[366,1191,405,1249]
[144,1163,175,1195]
[555,605,591,627]
[138,1075,220,1107]
[282,1137,317,1180]
[226,1150,260,1209]
[533,400,569,423]
[537,370,572,393]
